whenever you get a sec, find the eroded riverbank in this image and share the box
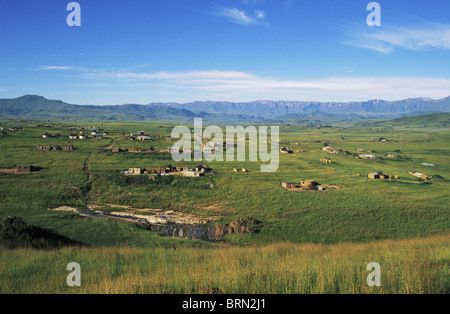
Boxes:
[50,205,260,241]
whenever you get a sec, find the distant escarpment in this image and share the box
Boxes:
[1,95,449,123]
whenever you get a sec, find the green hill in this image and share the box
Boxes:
[360,113,450,128]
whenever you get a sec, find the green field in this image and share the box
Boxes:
[0,120,449,293]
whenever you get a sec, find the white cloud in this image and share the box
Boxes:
[344,21,450,53]
[32,65,90,71]
[255,10,265,19]
[82,69,450,102]
[218,7,267,25]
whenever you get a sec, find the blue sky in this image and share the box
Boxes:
[0,0,450,105]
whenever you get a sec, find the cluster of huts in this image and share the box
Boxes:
[324,144,401,161]
[112,146,170,153]
[0,164,41,174]
[322,146,346,154]
[167,142,225,154]
[367,171,431,180]
[281,180,335,191]
[9,126,23,131]
[367,172,398,180]
[409,171,430,180]
[125,164,212,178]
[15,165,40,173]
[280,147,293,154]
[232,168,249,173]
[322,147,381,159]
[123,131,153,141]
[113,145,222,154]
[36,145,73,151]
[369,137,389,142]
[137,136,152,141]
[69,134,89,140]
[202,142,226,154]
[280,147,303,154]
[357,154,377,159]
[69,129,105,140]
[0,164,39,174]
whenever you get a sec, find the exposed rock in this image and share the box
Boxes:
[50,206,261,241]
[146,217,262,241]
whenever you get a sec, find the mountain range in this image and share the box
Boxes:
[0,95,449,125]
[158,97,450,119]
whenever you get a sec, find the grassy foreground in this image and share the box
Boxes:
[0,234,448,294]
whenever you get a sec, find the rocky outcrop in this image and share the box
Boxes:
[50,206,261,241]
[146,218,262,241]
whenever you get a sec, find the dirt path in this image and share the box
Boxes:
[81,139,114,199]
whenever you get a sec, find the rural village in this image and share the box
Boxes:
[0,120,441,243]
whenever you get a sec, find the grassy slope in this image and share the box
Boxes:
[0,234,448,294]
[357,113,450,129]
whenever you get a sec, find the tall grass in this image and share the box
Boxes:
[0,234,448,294]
